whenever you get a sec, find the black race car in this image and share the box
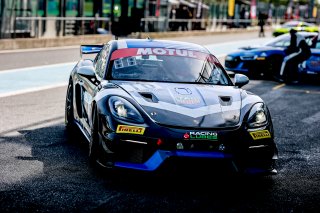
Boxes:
[65,39,278,175]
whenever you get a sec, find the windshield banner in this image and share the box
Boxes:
[110,48,219,64]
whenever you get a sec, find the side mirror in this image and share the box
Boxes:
[77,66,96,78]
[234,74,249,88]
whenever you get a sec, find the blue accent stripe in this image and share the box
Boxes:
[114,150,232,171]
[126,41,166,49]
[81,45,103,54]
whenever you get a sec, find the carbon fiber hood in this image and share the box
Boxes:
[114,81,243,128]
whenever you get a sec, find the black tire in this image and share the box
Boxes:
[247,68,260,80]
[89,107,99,164]
[65,81,75,130]
[89,107,114,170]
[268,55,284,81]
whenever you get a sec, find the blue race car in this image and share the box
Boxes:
[65,39,278,175]
[224,32,318,78]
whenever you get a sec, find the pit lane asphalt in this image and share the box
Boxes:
[1,32,320,212]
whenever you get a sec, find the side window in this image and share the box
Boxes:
[94,51,102,70]
[305,37,313,46]
[275,38,290,47]
[283,40,290,47]
[94,45,110,79]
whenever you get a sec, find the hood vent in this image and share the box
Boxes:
[139,92,159,103]
[219,96,232,106]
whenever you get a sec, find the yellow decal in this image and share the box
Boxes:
[116,125,145,135]
[250,130,271,140]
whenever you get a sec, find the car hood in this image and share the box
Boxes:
[227,46,284,57]
[114,81,243,128]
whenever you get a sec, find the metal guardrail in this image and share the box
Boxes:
[12,16,111,38]
[142,18,259,32]
[9,16,320,39]
[15,17,111,21]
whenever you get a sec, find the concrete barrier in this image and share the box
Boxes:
[0,28,259,50]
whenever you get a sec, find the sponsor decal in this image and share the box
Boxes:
[175,96,200,105]
[184,132,218,141]
[110,48,219,64]
[175,87,192,95]
[116,125,145,135]
[255,57,266,60]
[183,133,190,139]
[250,130,271,140]
[137,48,197,58]
[83,91,92,104]
[310,60,320,67]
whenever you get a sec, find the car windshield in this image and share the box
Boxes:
[316,39,320,49]
[109,48,232,85]
[282,21,314,28]
[266,33,317,48]
[265,34,291,47]
[282,22,299,27]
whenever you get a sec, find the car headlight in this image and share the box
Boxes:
[247,103,268,128]
[225,55,234,61]
[108,96,144,123]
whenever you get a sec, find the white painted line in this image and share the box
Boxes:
[0,82,68,98]
[0,62,76,74]
[0,45,79,54]
[302,111,320,124]
[205,38,270,47]
[216,53,227,58]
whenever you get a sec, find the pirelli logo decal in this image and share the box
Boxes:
[116,125,145,135]
[250,130,271,140]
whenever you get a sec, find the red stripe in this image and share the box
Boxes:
[110,49,138,60]
[110,48,213,61]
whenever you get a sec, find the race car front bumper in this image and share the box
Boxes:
[114,150,232,171]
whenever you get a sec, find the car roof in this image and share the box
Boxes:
[113,39,210,53]
[265,32,318,46]
[275,31,317,39]
[283,21,314,26]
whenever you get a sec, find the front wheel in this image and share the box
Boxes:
[65,81,74,130]
[89,108,114,169]
[267,55,283,81]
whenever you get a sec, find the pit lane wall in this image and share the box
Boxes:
[0,28,258,50]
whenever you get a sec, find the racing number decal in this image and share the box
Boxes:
[250,130,271,140]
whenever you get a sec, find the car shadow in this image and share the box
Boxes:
[0,123,279,212]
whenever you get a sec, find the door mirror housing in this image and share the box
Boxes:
[77,66,96,78]
[234,74,249,88]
